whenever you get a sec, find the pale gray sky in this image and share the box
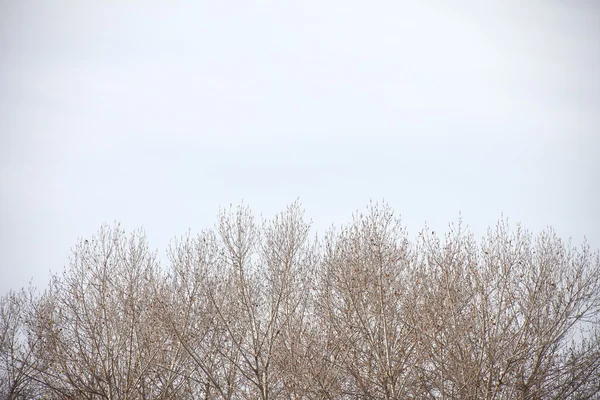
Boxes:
[1,0,599,295]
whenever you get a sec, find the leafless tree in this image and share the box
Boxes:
[319,202,421,399]
[411,218,600,399]
[162,201,318,400]
[24,224,186,399]
[219,201,315,399]
[0,287,41,399]
[161,228,240,399]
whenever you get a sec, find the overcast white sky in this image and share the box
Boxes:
[1,0,599,295]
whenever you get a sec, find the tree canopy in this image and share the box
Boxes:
[2,201,599,399]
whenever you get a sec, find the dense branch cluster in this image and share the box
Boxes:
[2,202,599,399]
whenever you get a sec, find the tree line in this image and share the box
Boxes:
[1,201,599,399]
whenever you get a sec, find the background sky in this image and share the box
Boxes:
[1,0,599,295]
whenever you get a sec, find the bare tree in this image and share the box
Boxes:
[161,229,240,399]
[162,201,317,400]
[25,224,185,400]
[0,287,40,399]
[412,218,600,399]
[211,201,316,400]
[320,202,420,399]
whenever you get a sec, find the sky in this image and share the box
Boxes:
[1,0,599,295]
